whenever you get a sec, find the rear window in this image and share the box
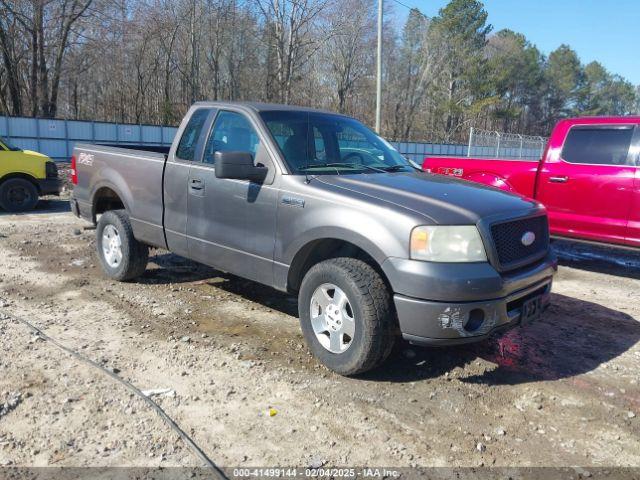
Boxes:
[561,127,633,166]
[176,109,210,161]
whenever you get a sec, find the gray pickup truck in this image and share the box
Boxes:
[71,102,557,375]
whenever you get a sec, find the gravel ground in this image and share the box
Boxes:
[0,198,639,469]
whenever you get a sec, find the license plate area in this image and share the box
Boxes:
[520,296,543,325]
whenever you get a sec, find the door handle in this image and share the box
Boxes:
[549,176,569,183]
[189,178,204,190]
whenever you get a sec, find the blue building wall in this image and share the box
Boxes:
[0,115,542,163]
[0,116,178,162]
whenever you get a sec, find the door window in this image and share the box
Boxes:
[203,111,260,164]
[175,108,210,161]
[561,127,634,166]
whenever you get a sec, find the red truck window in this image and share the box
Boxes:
[561,126,634,166]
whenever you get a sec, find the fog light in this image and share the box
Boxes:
[464,309,485,332]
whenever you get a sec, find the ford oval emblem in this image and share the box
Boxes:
[521,231,536,246]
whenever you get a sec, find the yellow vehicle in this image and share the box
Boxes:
[0,136,61,212]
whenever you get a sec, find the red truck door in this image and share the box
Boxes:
[628,127,640,247]
[535,124,636,245]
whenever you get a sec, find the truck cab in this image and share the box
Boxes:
[0,136,61,212]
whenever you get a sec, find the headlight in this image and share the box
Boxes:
[410,226,487,262]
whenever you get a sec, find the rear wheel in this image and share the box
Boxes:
[96,210,148,281]
[298,257,395,376]
[0,178,39,212]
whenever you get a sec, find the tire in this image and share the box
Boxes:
[0,178,39,212]
[298,257,396,376]
[96,209,149,281]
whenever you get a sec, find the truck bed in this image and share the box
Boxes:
[72,143,168,248]
[96,144,171,155]
[422,156,540,198]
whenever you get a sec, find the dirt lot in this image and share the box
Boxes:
[0,199,639,470]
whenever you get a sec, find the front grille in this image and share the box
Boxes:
[45,161,58,178]
[490,215,549,270]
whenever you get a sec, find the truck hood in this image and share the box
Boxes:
[22,149,49,159]
[316,172,540,224]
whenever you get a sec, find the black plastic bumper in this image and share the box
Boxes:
[384,253,557,345]
[37,178,62,196]
[396,278,552,345]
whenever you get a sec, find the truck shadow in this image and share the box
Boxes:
[143,252,299,314]
[552,239,640,280]
[142,252,220,285]
[364,293,639,385]
[143,254,638,386]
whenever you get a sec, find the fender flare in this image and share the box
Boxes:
[90,177,132,220]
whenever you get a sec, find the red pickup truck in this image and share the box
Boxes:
[423,116,640,249]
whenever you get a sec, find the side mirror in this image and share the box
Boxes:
[214,151,268,182]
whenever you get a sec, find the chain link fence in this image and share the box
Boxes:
[467,128,547,160]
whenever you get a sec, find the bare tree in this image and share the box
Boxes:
[322,0,375,114]
[253,0,334,103]
[0,5,25,115]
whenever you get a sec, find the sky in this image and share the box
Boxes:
[393,0,640,85]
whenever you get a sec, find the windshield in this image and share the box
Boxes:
[0,136,21,151]
[260,111,415,175]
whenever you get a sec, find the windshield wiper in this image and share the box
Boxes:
[299,162,387,173]
[381,164,413,172]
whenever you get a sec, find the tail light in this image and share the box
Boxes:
[71,155,78,185]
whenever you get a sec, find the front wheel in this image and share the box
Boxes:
[96,210,149,281]
[298,257,396,376]
[0,178,39,212]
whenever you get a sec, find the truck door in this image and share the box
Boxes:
[627,126,640,247]
[163,107,213,257]
[535,125,636,245]
[186,109,279,286]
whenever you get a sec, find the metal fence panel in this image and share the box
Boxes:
[8,117,34,138]
[67,120,93,140]
[142,125,162,143]
[39,138,65,156]
[38,119,66,139]
[0,115,176,162]
[118,124,141,143]
[94,122,118,142]
[162,127,178,144]
[12,138,39,151]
